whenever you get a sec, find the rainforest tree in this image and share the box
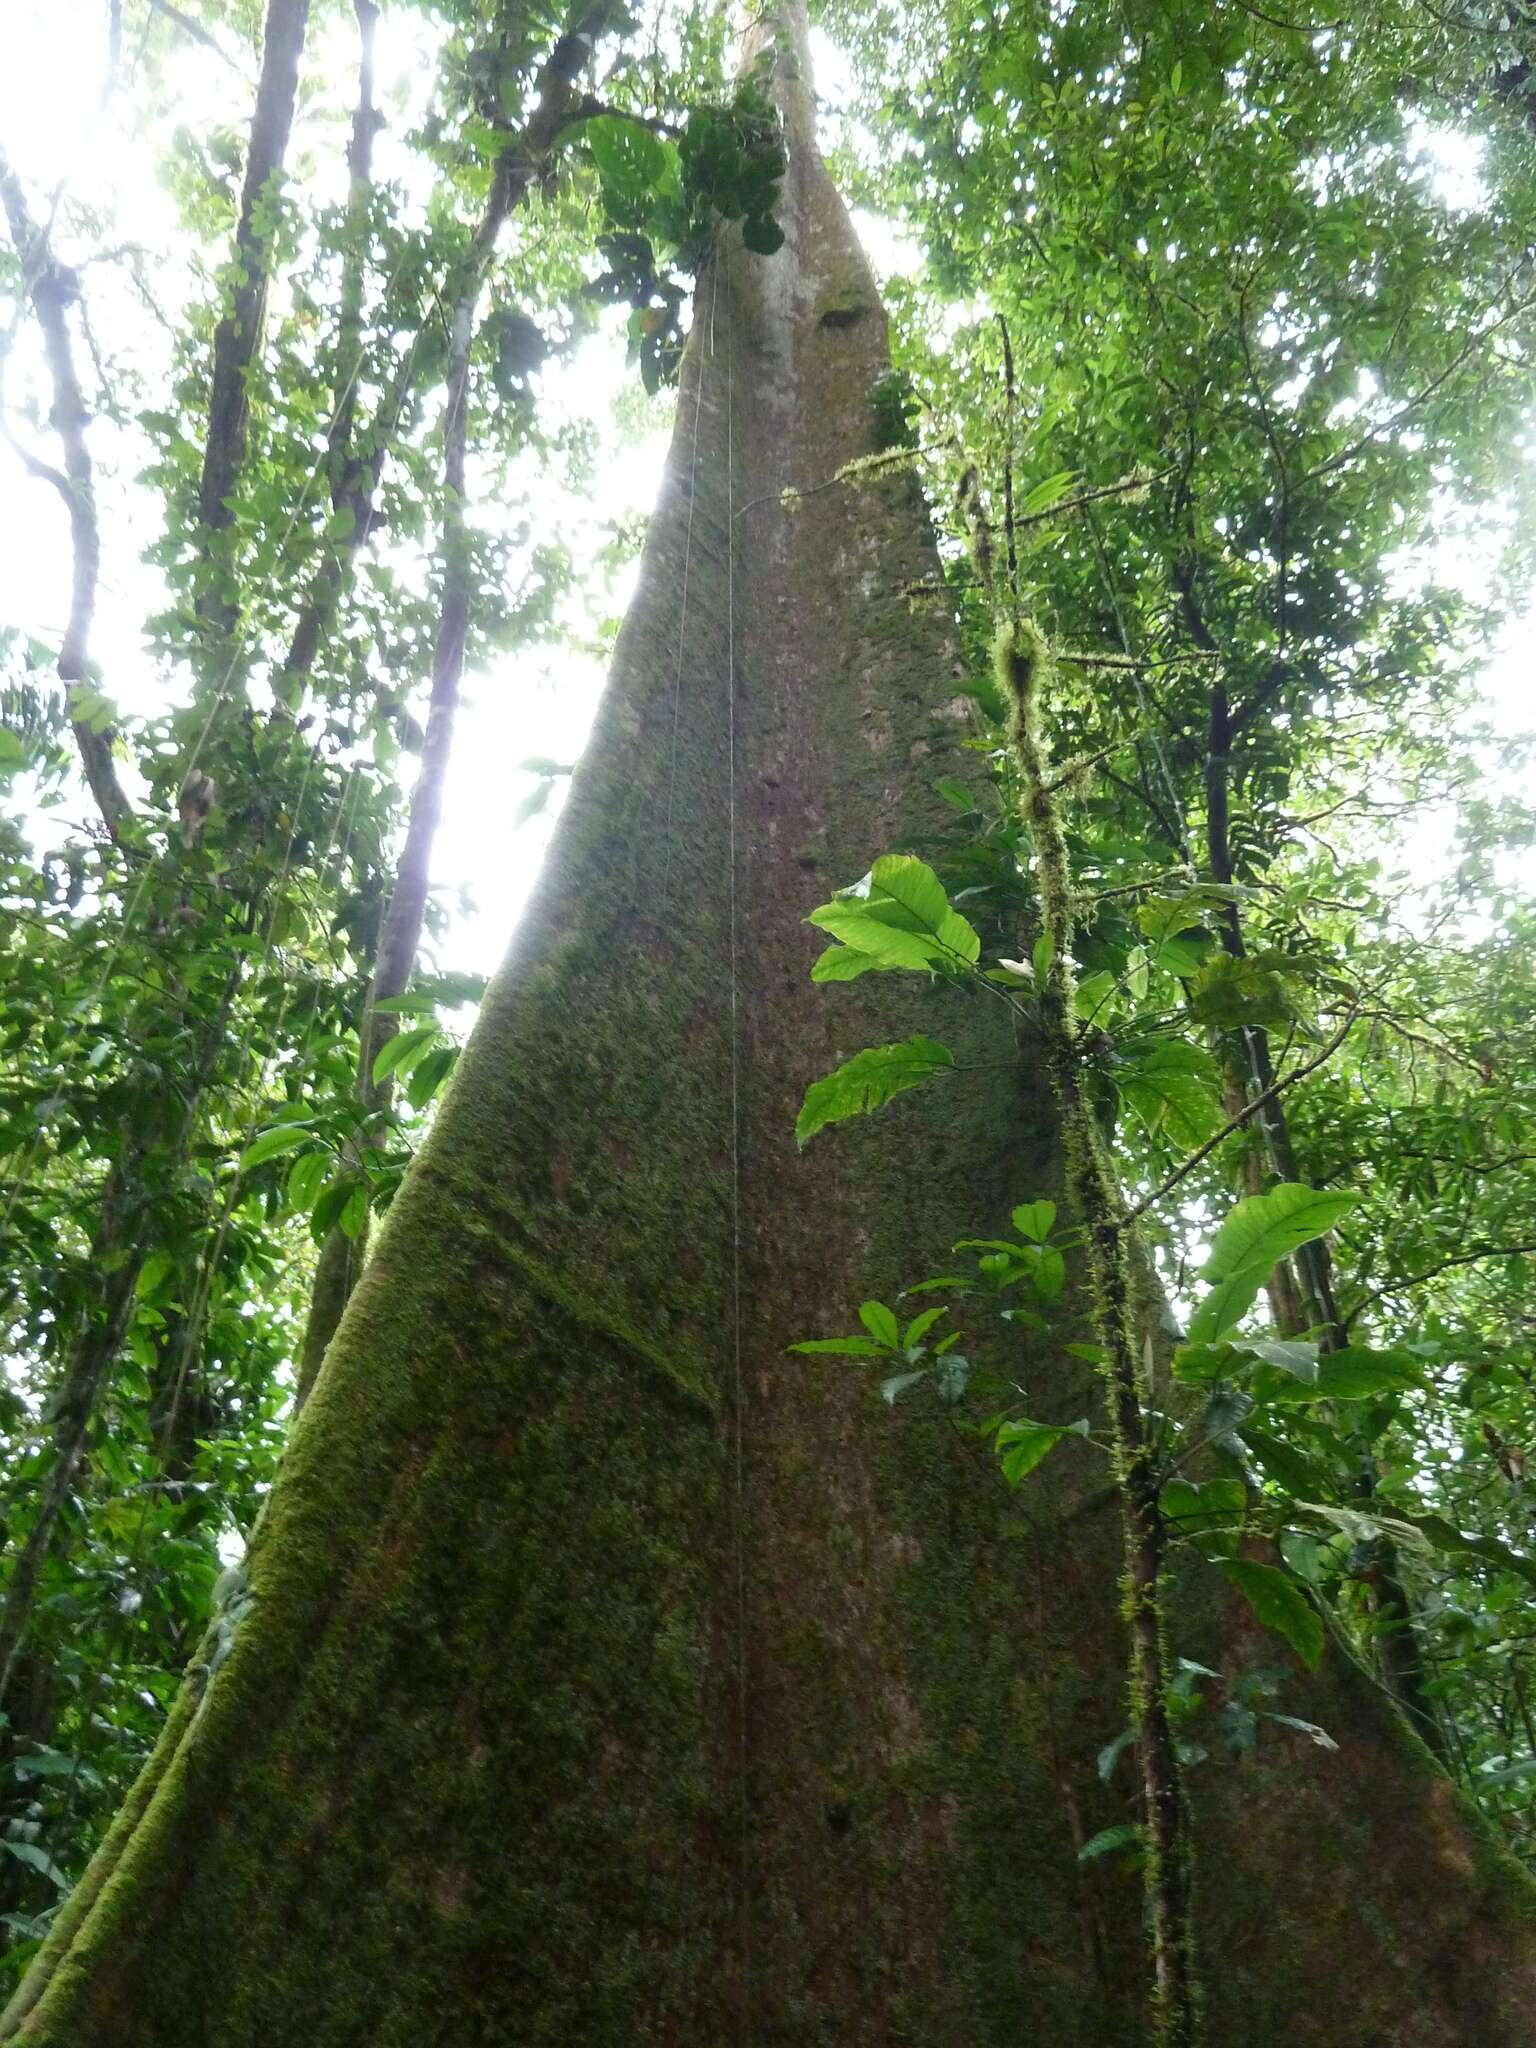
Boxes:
[1,0,1535,2039]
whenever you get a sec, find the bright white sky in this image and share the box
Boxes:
[0,2,1530,995]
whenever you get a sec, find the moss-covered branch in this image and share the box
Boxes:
[998,616,1199,2048]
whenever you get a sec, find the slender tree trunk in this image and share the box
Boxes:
[4,14,1534,2045]
[0,960,242,1709]
[195,0,312,639]
[1194,637,1446,1758]
[295,2,620,1396]
[0,1167,143,1707]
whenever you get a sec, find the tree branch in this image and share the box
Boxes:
[1126,1003,1362,1222]
[195,0,314,637]
[0,145,132,840]
[1344,1243,1536,1333]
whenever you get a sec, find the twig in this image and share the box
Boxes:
[1304,281,1536,487]
[1126,1003,1362,1222]
[146,0,244,69]
[1344,1243,1536,1333]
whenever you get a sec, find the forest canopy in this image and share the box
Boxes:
[1,0,1535,2038]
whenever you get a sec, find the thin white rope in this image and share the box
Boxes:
[656,253,721,921]
[721,236,751,2048]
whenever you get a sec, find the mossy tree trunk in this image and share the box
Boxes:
[6,13,1535,2044]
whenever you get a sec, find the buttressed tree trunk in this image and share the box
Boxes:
[8,12,1535,2043]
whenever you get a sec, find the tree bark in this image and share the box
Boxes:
[4,12,1535,2044]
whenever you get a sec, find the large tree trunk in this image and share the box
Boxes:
[6,14,1535,2044]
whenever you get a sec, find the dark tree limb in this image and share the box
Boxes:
[146,0,243,69]
[1170,561,1448,1756]
[295,2,618,1398]
[195,0,313,635]
[1344,1242,1536,1333]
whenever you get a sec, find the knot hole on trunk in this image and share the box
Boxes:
[818,304,871,330]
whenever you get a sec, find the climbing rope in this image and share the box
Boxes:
[719,232,753,2048]
[656,252,722,921]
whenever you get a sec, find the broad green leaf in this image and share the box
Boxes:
[339,1183,370,1242]
[903,1305,947,1351]
[994,1416,1087,1484]
[0,1841,66,1890]
[135,1252,174,1300]
[1214,1557,1323,1668]
[1243,1337,1319,1383]
[1262,1347,1423,1405]
[1188,1184,1358,1343]
[1011,1200,1057,1243]
[807,901,948,974]
[1172,1342,1238,1385]
[1187,952,1296,1032]
[789,1336,887,1357]
[1033,1245,1067,1301]
[1118,1038,1223,1149]
[859,1299,900,1349]
[406,1043,460,1112]
[286,1148,330,1213]
[372,1023,440,1087]
[866,855,979,962]
[1078,1822,1142,1862]
[1161,1476,1246,1533]
[809,943,883,983]
[1155,931,1212,977]
[1197,1386,1255,1444]
[795,1036,953,1145]
[585,114,669,209]
[934,774,978,813]
[242,1125,317,1172]
[1243,1426,1329,1500]
[1074,969,1117,1020]
[881,1369,926,1404]
[310,1175,363,1245]
[372,993,439,1016]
